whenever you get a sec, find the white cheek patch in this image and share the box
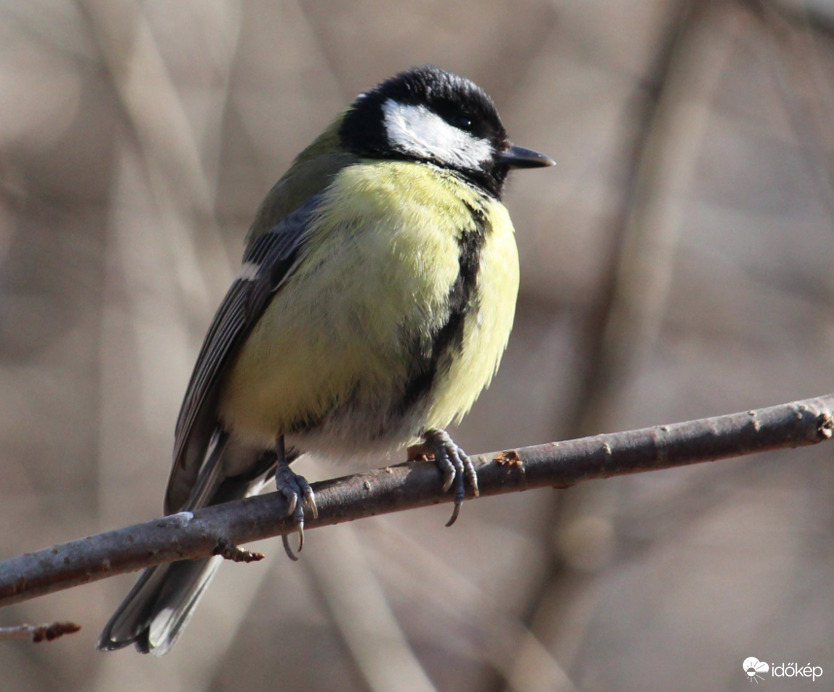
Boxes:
[382,99,493,171]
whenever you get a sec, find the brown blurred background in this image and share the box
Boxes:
[2,1,834,690]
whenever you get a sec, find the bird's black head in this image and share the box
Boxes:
[339,66,553,198]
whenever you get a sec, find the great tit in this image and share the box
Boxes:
[98,65,554,655]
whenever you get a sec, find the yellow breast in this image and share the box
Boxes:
[219,160,519,451]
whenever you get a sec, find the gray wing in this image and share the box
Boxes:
[164,197,320,513]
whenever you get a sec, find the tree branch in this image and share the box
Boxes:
[0,622,81,642]
[1,394,832,609]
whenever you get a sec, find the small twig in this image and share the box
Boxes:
[212,539,264,563]
[0,394,832,610]
[0,622,81,643]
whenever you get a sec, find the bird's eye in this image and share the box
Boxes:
[433,100,476,132]
[454,114,474,131]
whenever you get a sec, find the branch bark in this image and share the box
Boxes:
[1,394,832,609]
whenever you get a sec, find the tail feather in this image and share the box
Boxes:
[97,556,221,655]
[97,433,275,654]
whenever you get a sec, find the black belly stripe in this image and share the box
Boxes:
[396,199,489,424]
[285,198,490,442]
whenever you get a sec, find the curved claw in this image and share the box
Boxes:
[445,501,462,528]
[281,533,304,562]
[303,483,319,519]
[423,429,479,526]
[275,460,316,560]
[282,533,301,562]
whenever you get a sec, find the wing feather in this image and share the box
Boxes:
[165,197,321,512]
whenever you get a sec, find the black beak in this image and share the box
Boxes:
[498,144,555,169]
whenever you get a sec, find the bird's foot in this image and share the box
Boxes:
[275,461,317,561]
[418,429,479,527]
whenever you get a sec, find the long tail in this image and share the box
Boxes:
[96,553,223,655]
[97,434,273,655]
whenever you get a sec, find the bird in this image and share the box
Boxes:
[97,65,554,655]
